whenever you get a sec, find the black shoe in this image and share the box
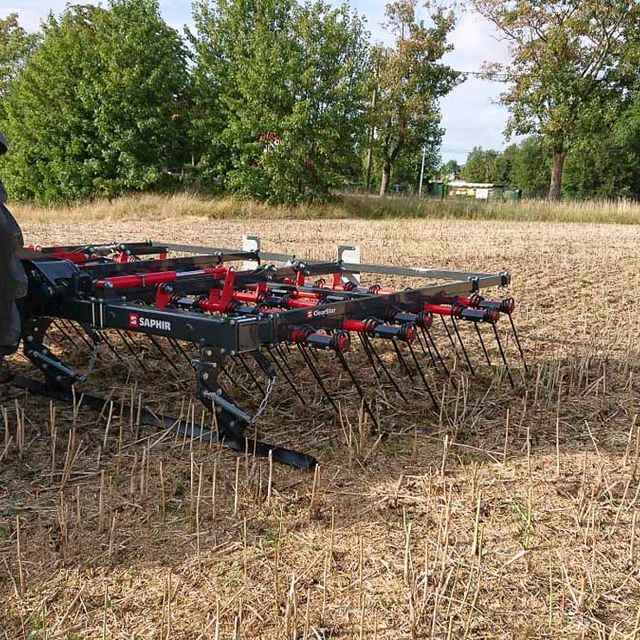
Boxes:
[0,343,19,357]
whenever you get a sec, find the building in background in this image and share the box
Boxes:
[427,180,522,202]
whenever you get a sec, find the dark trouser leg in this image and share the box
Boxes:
[0,303,21,381]
[0,303,21,353]
[0,302,21,370]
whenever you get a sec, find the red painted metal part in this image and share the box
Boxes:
[95,265,228,290]
[26,245,95,264]
[199,271,268,313]
[97,270,178,289]
[424,303,458,317]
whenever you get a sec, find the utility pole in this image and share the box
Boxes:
[418,145,427,198]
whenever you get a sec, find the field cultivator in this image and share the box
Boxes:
[8,238,526,469]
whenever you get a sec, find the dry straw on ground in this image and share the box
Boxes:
[11,192,640,225]
[1,216,640,639]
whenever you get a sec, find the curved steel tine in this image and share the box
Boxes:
[423,327,449,376]
[146,334,181,374]
[96,330,125,363]
[297,344,339,414]
[116,329,147,371]
[363,334,407,401]
[336,350,380,433]
[508,314,528,373]
[474,323,493,367]
[52,320,80,351]
[439,315,459,357]
[391,338,414,382]
[451,317,475,376]
[357,332,381,379]
[266,346,305,403]
[416,327,439,370]
[236,353,266,394]
[492,323,515,388]
[406,340,439,409]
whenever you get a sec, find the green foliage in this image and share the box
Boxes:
[190,0,370,204]
[0,0,188,203]
[462,131,640,201]
[462,147,501,183]
[440,159,461,179]
[472,0,640,200]
[371,0,460,196]
[0,14,37,103]
[502,139,549,199]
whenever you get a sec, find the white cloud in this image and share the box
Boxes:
[440,10,512,162]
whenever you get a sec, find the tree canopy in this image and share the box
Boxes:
[0,0,188,203]
[370,0,460,196]
[190,0,370,203]
[2,0,640,204]
[471,0,640,200]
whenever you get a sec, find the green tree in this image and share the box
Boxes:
[440,159,460,179]
[461,147,501,183]
[502,138,550,198]
[1,0,189,202]
[472,0,640,201]
[190,0,370,204]
[372,0,460,196]
[0,14,37,103]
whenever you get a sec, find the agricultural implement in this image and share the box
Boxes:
[7,238,526,469]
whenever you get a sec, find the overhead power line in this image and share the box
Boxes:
[454,70,510,81]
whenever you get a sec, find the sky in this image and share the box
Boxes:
[0,0,512,163]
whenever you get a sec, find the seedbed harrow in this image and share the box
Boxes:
[8,238,526,469]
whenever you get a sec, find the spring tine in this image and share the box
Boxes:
[67,320,99,352]
[508,314,529,373]
[146,334,182,374]
[423,327,450,376]
[97,330,125,363]
[236,353,266,395]
[167,337,185,358]
[357,333,381,380]
[219,362,241,388]
[363,334,407,401]
[392,339,414,382]
[308,344,320,363]
[474,323,493,367]
[492,324,515,389]
[266,347,305,403]
[416,326,439,370]
[451,317,475,376]
[406,340,439,409]
[52,320,81,351]
[335,350,380,433]
[439,315,459,357]
[297,344,340,414]
[116,329,148,371]
[169,338,194,368]
[275,344,296,376]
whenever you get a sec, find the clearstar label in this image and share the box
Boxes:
[306,307,337,319]
[128,312,172,332]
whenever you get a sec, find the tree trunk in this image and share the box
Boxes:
[379,162,391,197]
[548,149,566,201]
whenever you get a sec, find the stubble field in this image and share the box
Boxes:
[1,215,640,639]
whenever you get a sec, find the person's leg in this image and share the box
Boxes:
[0,303,21,382]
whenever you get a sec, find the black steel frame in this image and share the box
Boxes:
[12,241,512,469]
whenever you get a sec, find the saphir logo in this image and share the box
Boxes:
[128,312,172,332]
